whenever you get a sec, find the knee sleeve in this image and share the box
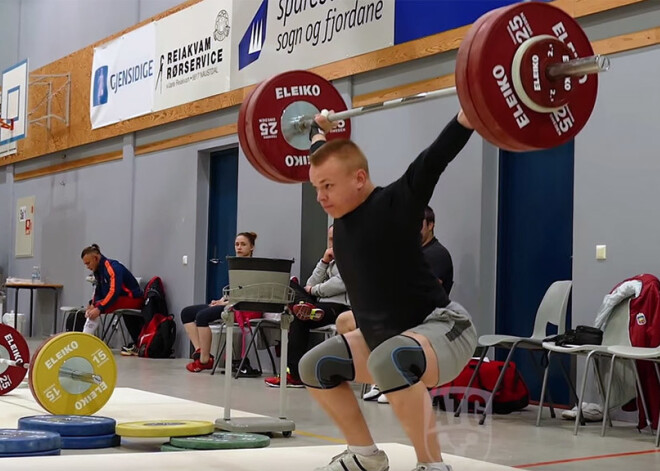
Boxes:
[298,335,355,389]
[367,335,426,394]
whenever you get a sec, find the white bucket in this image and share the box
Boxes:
[3,312,26,334]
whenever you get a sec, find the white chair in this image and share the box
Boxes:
[541,299,633,434]
[456,280,573,424]
[604,345,660,445]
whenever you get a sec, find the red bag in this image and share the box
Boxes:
[433,359,530,414]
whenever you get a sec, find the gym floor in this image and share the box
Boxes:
[2,343,659,470]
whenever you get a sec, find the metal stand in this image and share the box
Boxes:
[215,308,295,436]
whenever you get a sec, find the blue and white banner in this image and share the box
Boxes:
[231,0,395,89]
[153,0,233,112]
[90,23,156,129]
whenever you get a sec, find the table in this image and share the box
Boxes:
[5,281,63,336]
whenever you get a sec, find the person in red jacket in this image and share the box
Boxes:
[81,244,144,352]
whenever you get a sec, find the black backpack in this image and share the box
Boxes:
[136,277,176,358]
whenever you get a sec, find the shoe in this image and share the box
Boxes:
[363,384,381,401]
[120,344,138,356]
[186,356,214,373]
[377,394,389,404]
[290,276,299,285]
[561,402,603,422]
[314,449,389,471]
[192,348,201,360]
[293,302,325,321]
[235,357,261,378]
[264,373,305,388]
[412,464,453,471]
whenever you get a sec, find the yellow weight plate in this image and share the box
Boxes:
[115,420,215,438]
[30,333,117,415]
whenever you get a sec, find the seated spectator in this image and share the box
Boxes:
[80,244,144,354]
[182,232,262,375]
[265,225,350,387]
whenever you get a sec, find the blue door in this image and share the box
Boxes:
[496,141,574,405]
[206,148,239,302]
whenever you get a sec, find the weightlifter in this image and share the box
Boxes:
[299,109,477,471]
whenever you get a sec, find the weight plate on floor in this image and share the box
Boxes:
[0,448,61,457]
[170,431,270,450]
[18,415,116,437]
[160,442,187,452]
[60,433,121,449]
[115,420,215,438]
[0,429,61,454]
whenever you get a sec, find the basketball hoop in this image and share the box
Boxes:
[0,118,14,130]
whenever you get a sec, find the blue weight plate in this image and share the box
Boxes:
[18,415,116,437]
[0,448,61,457]
[0,429,61,454]
[60,433,120,449]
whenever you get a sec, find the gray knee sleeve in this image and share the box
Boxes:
[367,335,426,394]
[299,335,355,389]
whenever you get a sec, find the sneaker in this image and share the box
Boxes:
[192,348,201,360]
[377,394,389,404]
[186,356,214,373]
[120,344,138,356]
[314,449,389,471]
[561,402,603,422]
[412,464,453,471]
[264,373,305,388]
[293,302,325,321]
[290,276,299,285]
[363,384,381,401]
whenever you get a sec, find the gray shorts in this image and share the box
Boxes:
[408,301,478,387]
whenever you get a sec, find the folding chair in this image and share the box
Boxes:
[540,299,633,433]
[604,345,660,444]
[456,280,573,424]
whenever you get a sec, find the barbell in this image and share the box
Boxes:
[238,1,609,184]
[0,324,117,415]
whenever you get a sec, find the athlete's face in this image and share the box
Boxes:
[310,156,368,219]
[82,253,100,272]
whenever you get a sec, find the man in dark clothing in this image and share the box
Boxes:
[298,110,477,471]
[421,206,454,294]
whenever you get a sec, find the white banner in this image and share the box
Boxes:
[231,0,395,88]
[153,0,233,112]
[90,23,156,129]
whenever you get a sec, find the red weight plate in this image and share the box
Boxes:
[238,83,291,182]
[468,2,598,151]
[512,35,573,113]
[244,77,299,183]
[456,6,517,149]
[0,324,29,396]
[247,70,352,183]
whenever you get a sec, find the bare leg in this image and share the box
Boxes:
[198,326,213,363]
[306,329,375,445]
[183,322,200,351]
[336,310,356,335]
[382,331,443,464]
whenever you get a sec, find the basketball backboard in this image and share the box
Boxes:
[1,59,28,145]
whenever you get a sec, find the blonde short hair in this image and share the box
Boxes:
[310,139,370,175]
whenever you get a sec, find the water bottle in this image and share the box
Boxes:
[32,266,41,283]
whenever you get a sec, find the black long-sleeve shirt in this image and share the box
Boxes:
[329,116,473,350]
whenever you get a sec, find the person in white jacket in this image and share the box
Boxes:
[264,225,351,388]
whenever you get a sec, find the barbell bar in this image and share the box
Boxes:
[290,53,609,134]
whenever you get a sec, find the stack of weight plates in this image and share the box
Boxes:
[161,431,270,452]
[18,415,120,449]
[0,429,61,457]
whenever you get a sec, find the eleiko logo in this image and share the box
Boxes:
[92,66,109,107]
[238,0,267,70]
